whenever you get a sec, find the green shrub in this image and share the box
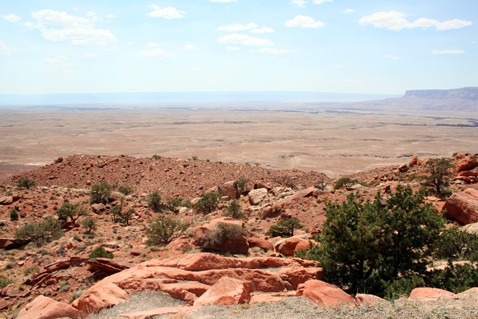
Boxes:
[236,176,249,193]
[300,185,444,297]
[333,177,359,190]
[203,222,246,253]
[111,200,134,226]
[0,276,13,288]
[424,158,454,197]
[17,177,36,190]
[223,200,244,219]
[15,216,64,247]
[426,264,478,293]
[152,154,161,160]
[432,227,478,263]
[57,202,87,225]
[89,246,113,259]
[194,192,221,214]
[165,198,184,213]
[147,191,163,212]
[90,181,112,204]
[146,216,189,245]
[9,208,19,221]
[117,186,133,196]
[384,274,425,300]
[80,217,97,234]
[266,217,302,237]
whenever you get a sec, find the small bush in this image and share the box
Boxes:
[15,216,63,247]
[0,276,13,288]
[89,246,113,259]
[80,217,97,234]
[426,264,478,293]
[24,266,39,276]
[165,198,184,213]
[191,155,199,160]
[203,223,246,253]
[147,191,163,212]
[384,274,425,300]
[90,181,112,204]
[146,216,189,245]
[425,158,454,197]
[194,192,221,214]
[433,227,478,262]
[57,202,87,225]
[117,186,133,196]
[9,208,19,221]
[17,177,36,190]
[152,154,161,160]
[333,177,359,190]
[223,200,244,219]
[236,176,249,193]
[266,217,302,237]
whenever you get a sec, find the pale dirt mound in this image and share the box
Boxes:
[3,155,329,198]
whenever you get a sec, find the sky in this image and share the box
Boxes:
[0,0,477,95]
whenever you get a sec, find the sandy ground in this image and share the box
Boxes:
[1,106,477,179]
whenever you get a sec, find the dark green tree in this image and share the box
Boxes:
[146,216,189,245]
[303,185,444,296]
[223,199,244,219]
[90,181,112,204]
[147,190,163,212]
[17,177,36,190]
[266,217,303,237]
[425,158,454,197]
[194,192,221,214]
[57,202,87,225]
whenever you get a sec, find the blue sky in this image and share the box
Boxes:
[0,0,476,95]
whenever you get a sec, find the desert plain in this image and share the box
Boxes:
[1,104,477,180]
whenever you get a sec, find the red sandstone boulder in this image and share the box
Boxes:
[409,155,419,167]
[72,282,129,314]
[0,196,13,205]
[17,295,81,319]
[221,181,239,199]
[443,188,478,224]
[247,237,273,251]
[455,156,478,172]
[274,236,312,256]
[409,287,455,301]
[193,276,251,306]
[296,280,355,307]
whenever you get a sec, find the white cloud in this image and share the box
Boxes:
[0,40,11,55]
[148,4,185,19]
[23,21,35,29]
[313,0,333,4]
[140,48,170,58]
[226,46,240,51]
[218,22,257,32]
[259,48,294,55]
[3,13,21,23]
[432,49,464,55]
[286,15,324,28]
[218,33,273,46]
[342,9,355,14]
[147,42,159,47]
[290,0,306,8]
[107,14,115,20]
[359,11,472,31]
[209,0,237,2]
[31,9,117,45]
[251,27,275,34]
[184,44,197,51]
[385,55,401,61]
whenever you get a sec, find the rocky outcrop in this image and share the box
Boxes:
[220,181,240,200]
[248,188,269,206]
[17,295,81,319]
[296,280,355,307]
[193,276,251,306]
[71,253,322,315]
[443,188,478,224]
[409,287,455,301]
[274,236,313,257]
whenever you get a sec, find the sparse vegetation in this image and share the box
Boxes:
[203,222,246,253]
[111,199,134,225]
[90,181,112,204]
[236,176,249,194]
[57,201,87,225]
[425,157,454,197]
[223,199,244,219]
[9,208,19,221]
[0,276,13,288]
[81,216,97,234]
[17,177,36,190]
[152,154,162,160]
[146,216,189,245]
[191,155,199,160]
[117,185,133,196]
[266,217,302,237]
[15,216,64,247]
[194,191,221,214]
[89,246,113,259]
[147,190,163,212]
[333,177,360,190]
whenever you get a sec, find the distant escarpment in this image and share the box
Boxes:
[404,87,478,100]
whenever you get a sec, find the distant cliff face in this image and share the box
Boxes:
[404,87,478,100]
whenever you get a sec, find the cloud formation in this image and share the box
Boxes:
[259,48,293,55]
[313,0,333,4]
[0,40,11,54]
[218,33,273,46]
[286,15,324,28]
[140,47,170,58]
[3,13,21,23]
[31,9,117,45]
[251,27,275,34]
[148,4,185,19]
[359,11,472,31]
[290,0,306,8]
[432,49,464,55]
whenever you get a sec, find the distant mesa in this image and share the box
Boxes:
[403,87,478,100]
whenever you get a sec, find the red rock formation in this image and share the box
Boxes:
[193,276,251,306]
[409,287,455,301]
[443,188,478,224]
[17,295,81,319]
[296,280,355,307]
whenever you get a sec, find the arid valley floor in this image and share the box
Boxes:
[1,105,477,181]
